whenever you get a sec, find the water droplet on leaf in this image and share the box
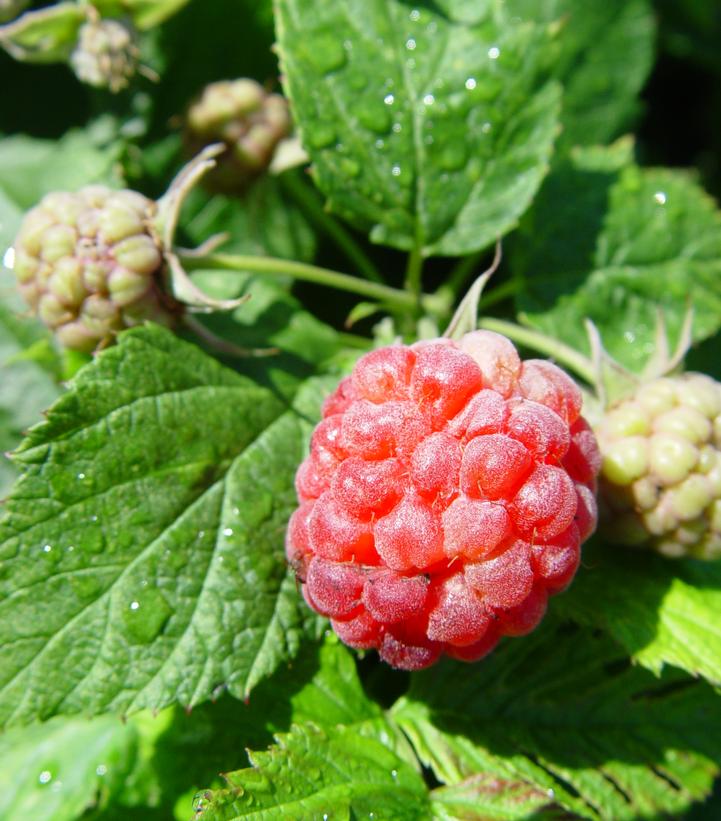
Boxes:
[122,587,172,644]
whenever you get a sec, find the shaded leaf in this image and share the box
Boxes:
[393,619,721,820]
[556,541,721,687]
[276,0,560,256]
[514,144,721,373]
[514,0,655,148]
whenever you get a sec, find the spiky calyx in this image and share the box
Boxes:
[286,331,600,671]
[13,186,180,352]
[597,373,721,559]
[70,18,138,93]
[184,79,292,191]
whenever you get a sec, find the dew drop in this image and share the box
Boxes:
[488,46,500,59]
[3,246,15,269]
[481,122,492,134]
[39,770,52,784]
[122,588,172,644]
[384,93,395,105]
[96,764,108,776]
[406,38,417,51]
[438,142,468,171]
[308,124,336,150]
[391,165,402,177]
[357,103,391,134]
[42,544,52,553]
[77,472,86,480]
[409,9,421,21]
[654,191,667,205]
[309,33,347,73]
[341,158,361,178]
[223,527,233,537]
[391,769,398,779]
[392,122,402,133]
[423,94,435,106]
[465,77,477,90]
[375,139,385,149]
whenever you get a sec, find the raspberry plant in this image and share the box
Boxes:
[1,1,721,820]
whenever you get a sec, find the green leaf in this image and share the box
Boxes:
[0,713,139,820]
[0,130,123,212]
[275,0,560,256]
[0,278,61,497]
[556,541,721,688]
[514,146,721,373]
[195,722,430,820]
[0,2,84,63]
[431,774,560,820]
[0,325,335,727]
[94,0,194,30]
[514,0,656,148]
[182,176,316,263]
[393,620,721,820]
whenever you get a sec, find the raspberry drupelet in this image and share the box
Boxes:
[286,331,600,670]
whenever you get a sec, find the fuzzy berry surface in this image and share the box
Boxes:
[286,331,600,670]
[597,373,721,559]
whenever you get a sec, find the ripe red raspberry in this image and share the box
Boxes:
[286,332,600,670]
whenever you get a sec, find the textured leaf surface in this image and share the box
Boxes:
[0,325,336,726]
[275,0,560,256]
[0,713,138,821]
[557,541,721,687]
[393,620,721,820]
[514,0,655,148]
[196,722,430,820]
[514,145,721,372]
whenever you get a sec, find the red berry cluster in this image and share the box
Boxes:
[286,331,600,670]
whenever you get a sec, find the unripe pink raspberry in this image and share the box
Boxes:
[596,373,721,559]
[286,332,600,670]
[12,186,180,352]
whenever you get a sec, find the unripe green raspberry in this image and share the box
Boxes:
[0,0,29,23]
[597,373,721,559]
[184,79,292,191]
[70,19,138,93]
[11,186,180,352]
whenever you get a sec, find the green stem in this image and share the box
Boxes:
[182,252,446,317]
[478,317,596,385]
[404,245,425,311]
[280,172,384,283]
